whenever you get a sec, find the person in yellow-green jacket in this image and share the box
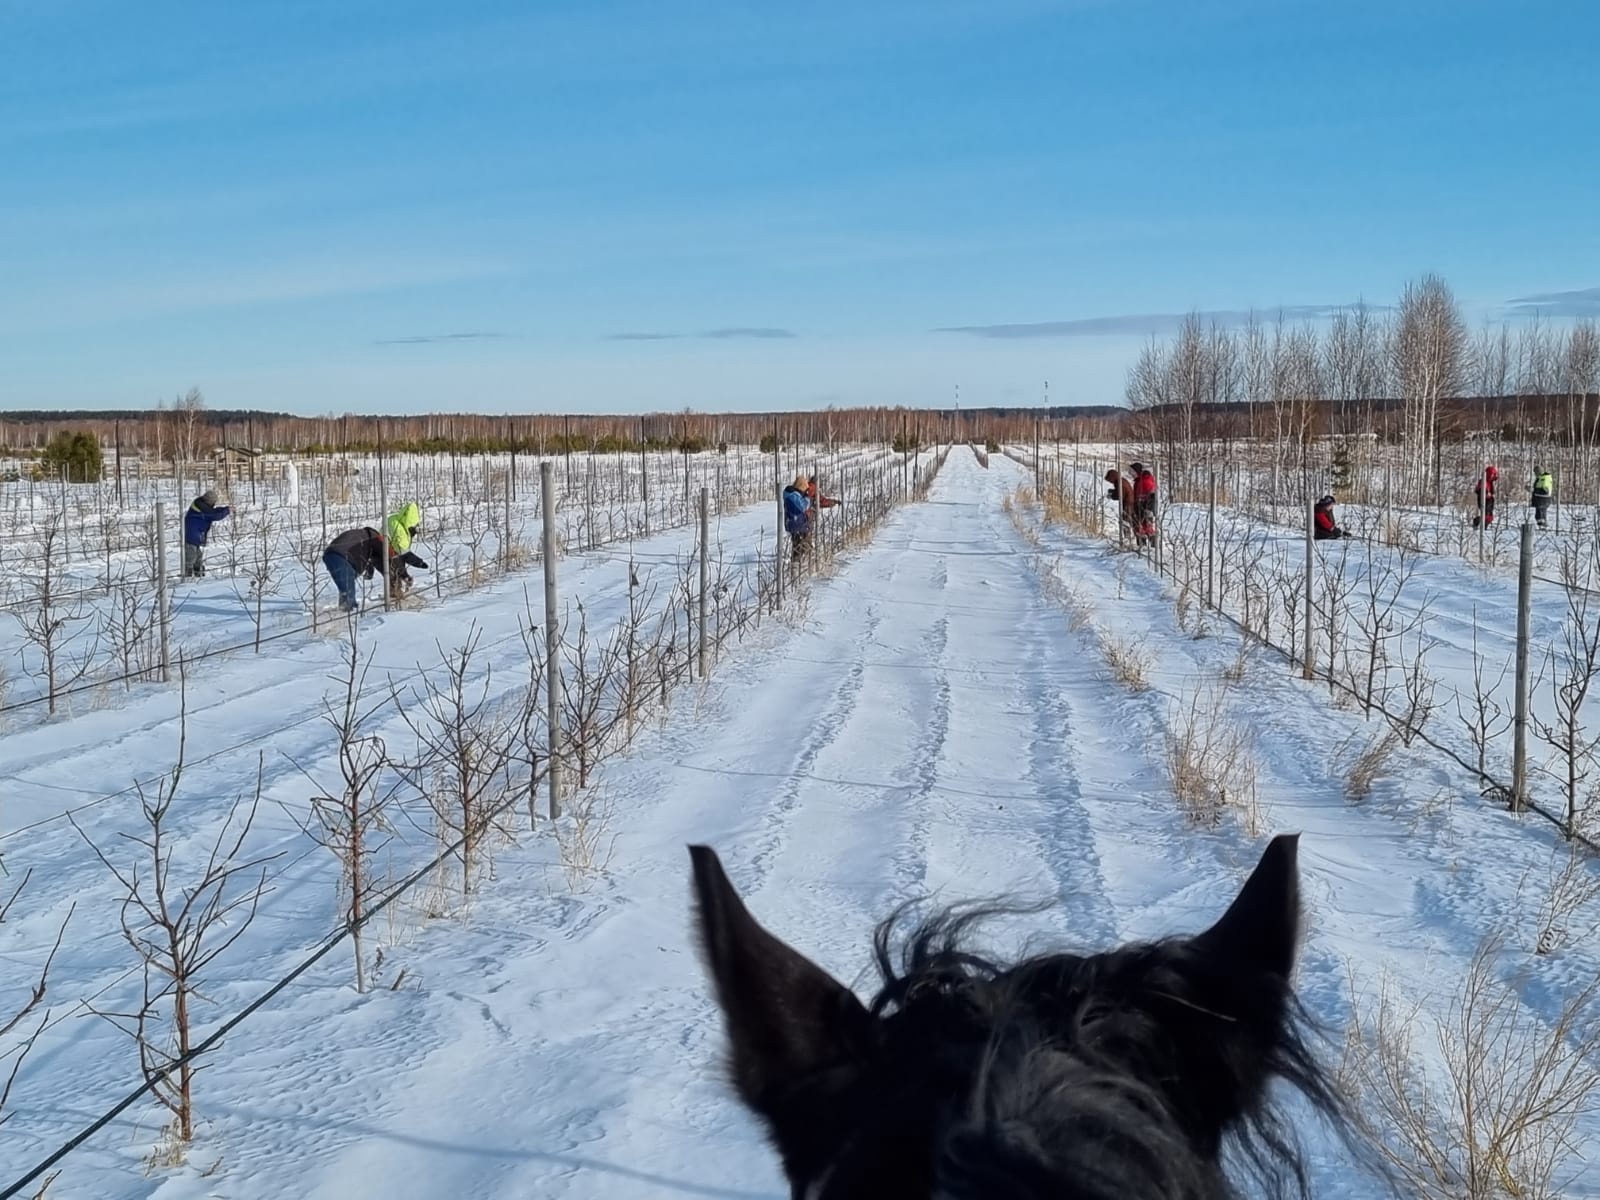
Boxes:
[384,500,429,597]
[1531,467,1554,529]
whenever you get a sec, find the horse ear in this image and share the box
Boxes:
[689,846,874,1114]
[1192,833,1301,979]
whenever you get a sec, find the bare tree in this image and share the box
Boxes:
[397,627,519,897]
[298,624,406,992]
[173,388,207,469]
[70,692,279,1154]
[0,871,73,1127]
[1391,275,1467,493]
[1455,607,1514,781]
[560,602,628,790]
[1342,933,1600,1200]
[16,513,99,714]
[1535,535,1600,838]
[100,572,160,687]
[234,512,278,652]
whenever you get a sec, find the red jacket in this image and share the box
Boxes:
[1134,471,1157,499]
[804,481,838,509]
[1315,508,1337,534]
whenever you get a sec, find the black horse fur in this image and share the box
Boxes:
[688,835,1375,1200]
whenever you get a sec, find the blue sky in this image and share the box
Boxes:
[3,0,1597,415]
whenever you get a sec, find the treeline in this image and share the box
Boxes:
[0,398,1125,458]
[1124,274,1600,495]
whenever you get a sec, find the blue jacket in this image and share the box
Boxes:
[782,486,810,535]
[184,497,230,546]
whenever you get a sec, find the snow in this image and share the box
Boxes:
[3,447,1597,1197]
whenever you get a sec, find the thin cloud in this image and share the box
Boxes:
[936,304,1375,339]
[605,327,797,341]
[1504,287,1600,318]
[375,332,507,346]
[701,327,796,339]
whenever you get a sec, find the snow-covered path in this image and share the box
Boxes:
[227,447,1184,1199]
[12,448,1599,1198]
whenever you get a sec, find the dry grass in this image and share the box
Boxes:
[1341,935,1600,1199]
[1343,725,1400,804]
[1533,842,1600,957]
[1163,685,1261,830]
[1221,639,1253,685]
[1382,513,1424,553]
[555,784,619,893]
[1101,633,1152,692]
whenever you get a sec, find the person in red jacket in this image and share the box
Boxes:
[1471,465,1499,529]
[1130,462,1158,545]
[1314,495,1348,540]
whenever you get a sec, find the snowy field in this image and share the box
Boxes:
[3,447,1598,1198]
[0,444,910,716]
[1022,443,1600,844]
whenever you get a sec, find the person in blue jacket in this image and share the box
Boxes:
[782,473,812,559]
[183,489,230,577]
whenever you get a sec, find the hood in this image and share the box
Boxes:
[400,501,421,528]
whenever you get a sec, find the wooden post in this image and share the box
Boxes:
[1512,520,1534,813]
[503,468,513,572]
[698,486,710,679]
[639,418,650,538]
[1207,466,1217,610]
[541,462,563,820]
[1478,462,1488,561]
[773,421,784,606]
[377,428,391,611]
[156,501,171,682]
[1303,490,1315,680]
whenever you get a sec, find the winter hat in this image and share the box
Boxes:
[201,489,217,506]
[1317,495,1334,508]
[1129,461,1145,474]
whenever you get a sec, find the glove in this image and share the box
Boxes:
[403,551,429,570]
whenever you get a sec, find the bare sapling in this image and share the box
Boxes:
[297,625,407,992]
[559,601,628,788]
[17,512,100,714]
[462,496,491,587]
[234,512,278,652]
[1342,934,1600,1200]
[1534,534,1600,839]
[515,587,550,829]
[617,567,660,744]
[1384,618,1440,747]
[1315,533,1355,688]
[0,870,73,1127]
[397,626,520,897]
[100,571,160,687]
[69,693,280,1159]
[1455,606,1513,782]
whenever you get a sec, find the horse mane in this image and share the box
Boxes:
[688,839,1386,1200]
[861,901,1362,1200]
